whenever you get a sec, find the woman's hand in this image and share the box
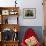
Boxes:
[25,36,38,46]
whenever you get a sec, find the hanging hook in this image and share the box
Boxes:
[15,0,17,7]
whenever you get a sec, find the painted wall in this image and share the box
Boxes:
[19,0,44,26]
[0,0,44,26]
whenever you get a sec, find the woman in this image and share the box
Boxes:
[21,28,41,46]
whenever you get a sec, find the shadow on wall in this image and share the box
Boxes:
[18,26,44,44]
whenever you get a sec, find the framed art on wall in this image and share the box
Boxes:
[23,8,36,19]
[2,10,9,15]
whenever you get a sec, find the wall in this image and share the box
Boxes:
[0,0,44,26]
[19,0,44,26]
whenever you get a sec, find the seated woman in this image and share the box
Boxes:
[21,28,41,46]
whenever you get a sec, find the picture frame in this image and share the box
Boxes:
[2,10,9,15]
[23,8,36,19]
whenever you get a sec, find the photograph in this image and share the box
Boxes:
[23,8,36,19]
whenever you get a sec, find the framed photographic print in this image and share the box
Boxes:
[23,8,36,19]
[2,10,9,15]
